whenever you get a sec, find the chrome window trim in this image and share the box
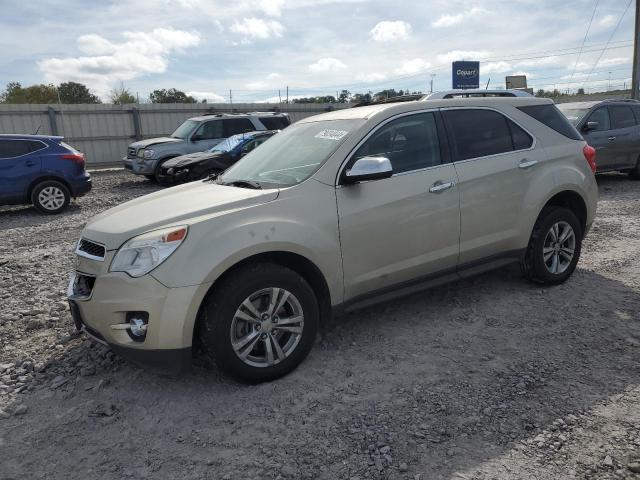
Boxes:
[439,106,537,164]
[75,239,106,262]
[335,108,443,186]
[0,138,48,160]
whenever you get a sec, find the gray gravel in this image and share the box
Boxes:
[0,170,639,479]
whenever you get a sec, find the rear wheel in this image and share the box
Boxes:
[521,207,582,285]
[31,180,70,214]
[198,263,319,382]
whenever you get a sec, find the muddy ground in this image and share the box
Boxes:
[0,170,639,480]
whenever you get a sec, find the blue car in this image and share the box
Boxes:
[0,134,92,214]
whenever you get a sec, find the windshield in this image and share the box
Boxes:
[220,119,361,188]
[556,106,591,126]
[211,134,245,153]
[171,120,199,139]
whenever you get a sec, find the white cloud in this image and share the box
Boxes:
[369,20,412,42]
[38,28,200,97]
[308,57,347,72]
[396,58,431,75]
[187,91,226,102]
[599,14,617,28]
[255,0,285,16]
[573,57,629,71]
[514,56,563,68]
[482,61,512,74]
[245,72,282,89]
[230,17,284,40]
[432,7,486,28]
[355,72,387,83]
[436,50,491,64]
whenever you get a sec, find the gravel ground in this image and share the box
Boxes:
[0,170,639,480]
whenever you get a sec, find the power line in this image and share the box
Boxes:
[581,0,634,90]
[568,0,599,89]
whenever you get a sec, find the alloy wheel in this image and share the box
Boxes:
[230,287,304,368]
[543,221,575,274]
[38,186,66,211]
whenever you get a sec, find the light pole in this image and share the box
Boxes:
[430,74,436,93]
[608,71,612,91]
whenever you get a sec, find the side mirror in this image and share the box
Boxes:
[343,156,393,184]
[582,121,599,132]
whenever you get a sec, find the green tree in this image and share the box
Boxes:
[337,90,351,103]
[149,88,197,103]
[57,82,101,103]
[1,82,58,103]
[109,84,136,104]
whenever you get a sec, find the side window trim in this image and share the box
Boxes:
[336,108,449,185]
[440,106,536,163]
[0,139,47,159]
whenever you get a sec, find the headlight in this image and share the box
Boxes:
[110,226,188,277]
[143,149,155,159]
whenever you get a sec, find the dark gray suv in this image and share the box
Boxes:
[558,99,640,178]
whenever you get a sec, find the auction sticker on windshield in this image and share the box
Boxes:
[315,129,348,141]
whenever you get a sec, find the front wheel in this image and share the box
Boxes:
[521,207,583,285]
[31,180,70,214]
[198,263,319,382]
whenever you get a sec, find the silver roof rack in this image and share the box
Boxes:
[423,89,533,100]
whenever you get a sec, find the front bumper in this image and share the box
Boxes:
[122,156,156,175]
[156,168,191,187]
[67,269,211,375]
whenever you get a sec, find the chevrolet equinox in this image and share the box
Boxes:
[69,97,598,381]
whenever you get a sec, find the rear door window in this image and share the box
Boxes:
[0,140,32,158]
[443,109,514,161]
[609,106,636,129]
[223,118,255,136]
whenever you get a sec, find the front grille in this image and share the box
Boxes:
[77,239,106,260]
[127,147,137,159]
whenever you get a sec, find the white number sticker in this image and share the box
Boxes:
[314,129,348,141]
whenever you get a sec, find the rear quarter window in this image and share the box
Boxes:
[517,104,583,141]
[259,116,289,130]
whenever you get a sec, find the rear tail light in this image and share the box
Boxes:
[61,153,86,167]
[583,145,596,174]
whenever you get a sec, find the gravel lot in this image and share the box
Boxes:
[0,170,639,480]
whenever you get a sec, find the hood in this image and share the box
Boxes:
[163,151,225,168]
[130,137,183,149]
[82,182,279,249]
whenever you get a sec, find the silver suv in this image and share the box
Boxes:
[123,112,290,181]
[70,97,598,381]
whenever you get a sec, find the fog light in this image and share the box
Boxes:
[126,311,149,342]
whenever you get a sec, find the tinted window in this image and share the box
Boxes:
[353,112,441,173]
[224,118,255,136]
[444,109,513,160]
[518,104,583,140]
[609,106,636,129]
[508,120,533,150]
[259,116,289,130]
[586,108,610,131]
[194,120,223,139]
[0,140,32,158]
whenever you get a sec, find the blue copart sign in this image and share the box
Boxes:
[452,61,480,89]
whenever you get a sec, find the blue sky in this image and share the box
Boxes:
[0,0,635,102]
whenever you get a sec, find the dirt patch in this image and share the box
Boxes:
[0,171,639,479]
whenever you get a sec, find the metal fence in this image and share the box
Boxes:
[0,103,349,166]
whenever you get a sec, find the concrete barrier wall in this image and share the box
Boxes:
[0,103,349,166]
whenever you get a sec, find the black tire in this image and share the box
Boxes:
[153,158,175,183]
[197,263,319,382]
[629,157,640,180]
[31,180,70,214]
[144,175,155,181]
[521,206,583,285]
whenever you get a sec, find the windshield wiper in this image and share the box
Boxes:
[215,178,263,189]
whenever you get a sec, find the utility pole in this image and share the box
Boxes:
[633,0,640,98]
[608,71,612,91]
[286,86,289,104]
[430,74,435,93]
[229,89,233,105]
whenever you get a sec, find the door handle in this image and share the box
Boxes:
[429,181,454,193]
[608,136,616,141]
[518,159,538,169]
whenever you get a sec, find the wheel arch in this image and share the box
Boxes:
[192,250,333,345]
[539,189,588,233]
[27,176,72,200]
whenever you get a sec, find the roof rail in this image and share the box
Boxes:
[352,94,423,108]
[601,98,639,103]
[423,89,533,100]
